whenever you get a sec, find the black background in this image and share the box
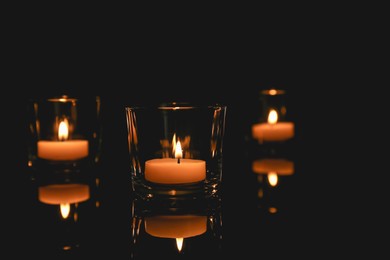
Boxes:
[3,7,383,258]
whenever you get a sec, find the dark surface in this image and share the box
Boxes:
[3,12,382,258]
[6,86,375,259]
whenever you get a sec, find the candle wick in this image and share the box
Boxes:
[177,158,180,164]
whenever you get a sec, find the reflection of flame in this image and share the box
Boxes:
[176,238,184,252]
[267,172,278,186]
[172,134,177,154]
[38,184,90,219]
[58,119,69,141]
[60,203,70,219]
[268,109,278,124]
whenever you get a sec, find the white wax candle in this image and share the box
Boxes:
[145,158,206,184]
[38,184,90,204]
[145,215,207,238]
[252,158,294,175]
[37,140,89,160]
[252,109,294,142]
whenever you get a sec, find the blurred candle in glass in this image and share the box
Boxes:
[37,118,89,161]
[252,109,294,142]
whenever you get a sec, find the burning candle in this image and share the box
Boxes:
[144,140,206,184]
[252,109,294,142]
[37,119,89,161]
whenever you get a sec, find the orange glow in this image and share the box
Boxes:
[252,158,294,176]
[269,207,278,214]
[38,184,90,205]
[145,215,207,238]
[176,238,184,252]
[267,172,278,186]
[60,203,70,219]
[268,109,278,124]
[268,89,278,95]
[258,188,263,198]
[58,119,69,141]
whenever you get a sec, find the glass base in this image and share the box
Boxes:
[131,176,221,203]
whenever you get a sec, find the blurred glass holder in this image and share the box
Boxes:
[27,95,102,176]
[125,103,227,201]
[251,89,294,144]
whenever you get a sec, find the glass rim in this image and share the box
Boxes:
[125,102,226,111]
[260,89,286,96]
[29,95,101,103]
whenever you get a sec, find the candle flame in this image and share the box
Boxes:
[267,172,278,186]
[60,203,70,219]
[175,141,182,159]
[58,119,69,141]
[176,238,184,252]
[267,109,278,124]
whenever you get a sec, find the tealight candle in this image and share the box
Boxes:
[37,119,89,161]
[144,141,206,184]
[252,109,294,142]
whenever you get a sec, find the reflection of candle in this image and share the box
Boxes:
[252,158,294,175]
[38,184,90,204]
[37,119,89,160]
[38,184,90,219]
[145,140,206,184]
[145,215,207,238]
[252,109,294,142]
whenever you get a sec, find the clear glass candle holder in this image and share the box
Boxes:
[27,95,103,174]
[125,102,227,201]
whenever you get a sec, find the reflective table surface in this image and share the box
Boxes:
[6,93,377,259]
